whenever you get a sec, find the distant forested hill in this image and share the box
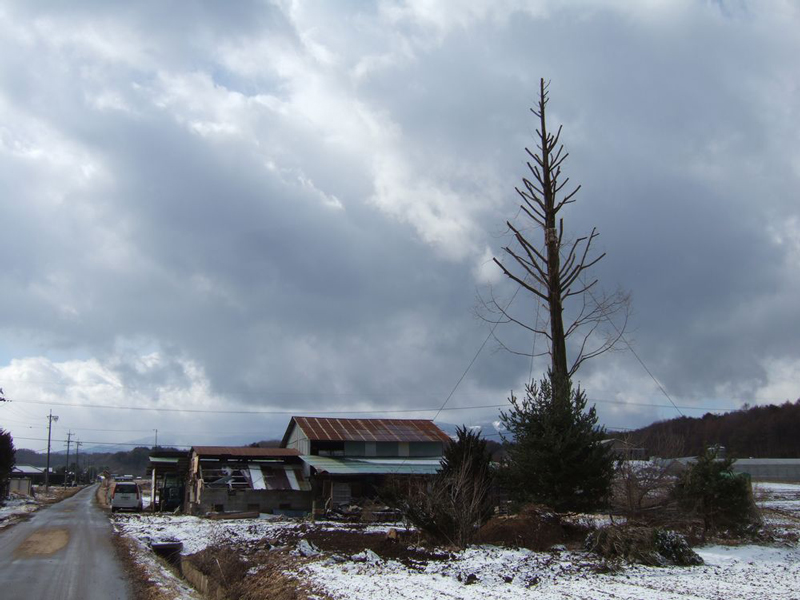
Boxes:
[627,399,800,458]
[14,446,155,476]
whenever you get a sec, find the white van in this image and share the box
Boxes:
[111,481,143,513]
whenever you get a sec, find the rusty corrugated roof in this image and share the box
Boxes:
[192,446,301,458]
[287,417,451,443]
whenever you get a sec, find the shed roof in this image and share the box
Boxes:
[281,417,451,446]
[192,446,301,458]
[12,465,43,475]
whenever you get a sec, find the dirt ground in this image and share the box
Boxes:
[36,485,86,505]
[476,504,591,550]
[14,527,70,557]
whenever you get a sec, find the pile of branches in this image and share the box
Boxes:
[585,525,703,567]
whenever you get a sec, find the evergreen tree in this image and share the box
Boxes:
[500,374,614,512]
[441,426,491,481]
[0,429,15,501]
[672,447,759,535]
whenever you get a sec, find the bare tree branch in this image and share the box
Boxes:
[485,79,631,383]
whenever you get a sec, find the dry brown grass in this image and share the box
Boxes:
[237,551,332,600]
[95,481,111,508]
[186,543,332,600]
[112,533,172,600]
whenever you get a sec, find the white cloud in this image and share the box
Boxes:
[2,0,800,445]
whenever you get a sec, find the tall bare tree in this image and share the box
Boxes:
[490,79,629,387]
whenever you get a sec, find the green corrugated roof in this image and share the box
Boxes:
[301,455,441,475]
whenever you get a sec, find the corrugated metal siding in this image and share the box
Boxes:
[300,455,442,476]
[410,442,443,457]
[345,441,366,455]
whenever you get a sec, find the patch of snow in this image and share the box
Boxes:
[302,542,800,600]
[112,513,304,555]
[753,482,800,495]
[0,497,39,527]
[351,549,381,564]
[127,536,203,600]
[296,539,321,557]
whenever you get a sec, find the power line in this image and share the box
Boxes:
[585,284,685,417]
[4,396,742,416]
[6,398,506,414]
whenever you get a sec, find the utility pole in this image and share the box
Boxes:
[65,431,72,487]
[153,428,158,449]
[45,411,59,491]
[75,441,81,485]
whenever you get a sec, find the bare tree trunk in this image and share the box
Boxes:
[538,78,568,385]
[489,78,630,381]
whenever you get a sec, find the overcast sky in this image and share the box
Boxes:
[1,1,799,452]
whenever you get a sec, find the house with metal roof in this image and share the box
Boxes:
[7,465,46,496]
[280,417,451,510]
[185,446,311,516]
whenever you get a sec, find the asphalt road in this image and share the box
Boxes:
[0,485,132,600]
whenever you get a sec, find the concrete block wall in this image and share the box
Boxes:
[197,488,311,514]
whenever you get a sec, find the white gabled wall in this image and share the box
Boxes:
[285,421,310,455]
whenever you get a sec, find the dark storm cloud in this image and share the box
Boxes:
[1,1,799,444]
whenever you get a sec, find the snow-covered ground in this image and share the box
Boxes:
[112,513,397,555]
[0,496,39,528]
[0,486,88,528]
[113,481,800,600]
[754,481,800,541]
[754,481,800,508]
[112,513,305,555]
[302,542,800,600]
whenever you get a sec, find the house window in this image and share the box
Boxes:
[314,441,345,456]
[376,442,399,456]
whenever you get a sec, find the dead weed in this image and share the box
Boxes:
[476,504,591,550]
[112,533,172,600]
[187,543,331,600]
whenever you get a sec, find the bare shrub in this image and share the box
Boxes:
[382,427,493,548]
[610,433,683,518]
[612,460,677,517]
